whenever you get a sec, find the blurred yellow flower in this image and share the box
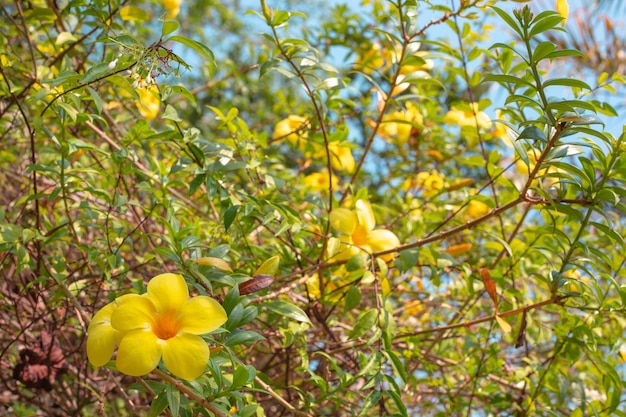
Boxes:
[329,200,400,262]
[377,102,423,144]
[87,273,227,380]
[273,115,309,149]
[328,143,355,173]
[303,171,338,192]
[135,85,160,121]
[356,42,393,74]
[163,0,182,18]
[416,170,445,197]
[466,199,490,219]
[274,116,355,172]
[444,103,491,131]
[557,0,569,26]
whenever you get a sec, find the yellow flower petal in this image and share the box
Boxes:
[87,294,136,367]
[330,208,357,235]
[329,144,355,173]
[331,235,360,261]
[135,86,160,121]
[367,229,400,251]
[161,333,210,380]
[355,200,376,232]
[87,302,118,367]
[146,273,189,311]
[557,0,569,26]
[116,330,162,376]
[179,296,227,335]
[273,115,309,147]
[110,295,155,332]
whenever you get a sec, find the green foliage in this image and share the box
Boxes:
[2,0,626,416]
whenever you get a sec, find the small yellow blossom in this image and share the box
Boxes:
[135,85,160,121]
[163,0,182,18]
[444,103,492,131]
[329,200,400,262]
[304,171,338,192]
[466,199,490,219]
[274,116,355,172]
[416,170,445,197]
[87,273,227,380]
[377,102,423,144]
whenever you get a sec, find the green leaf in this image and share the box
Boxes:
[344,286,361,311]
[396,248,419,273]
[350,309,378,339]
[166,383,180,417]
[483,74,534,88]
[529,15,565,38]
[356,390,382,417]
[532,41,557,62]
[491,6,524,39]
[224,329,265,346]
[264,300,311,324]
[223,205,239,231]
[166,35,215,64]
[543,78,591,90]
[161,20,179,37]
[517,126,547,142]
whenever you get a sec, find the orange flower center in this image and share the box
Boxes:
[351,226,369,248]
[153,310,181,340]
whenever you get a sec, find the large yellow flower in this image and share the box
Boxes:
[330,200,400,262]
[87,273,227,380]
[135,85,160,121]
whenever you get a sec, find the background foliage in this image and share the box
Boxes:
[1,0,626,415]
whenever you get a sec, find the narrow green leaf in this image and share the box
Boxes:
[543,78,591,90]
[166,35,215,64]
[264,300,311,324]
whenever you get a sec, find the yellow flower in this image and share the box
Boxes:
[377,102,423,144]
[415,170,445,197]
[466,199,490,219]
[557,0,569,26]
[444,103,491,131]
[163,0,182,18]
[356,43,394,74]
[274,116,355,172]
[330,200,400,262]
[135,85,160,121]
[304,171,338,192]
[273,115,309,149]
[328,143,355,173]
[87,273,227,380]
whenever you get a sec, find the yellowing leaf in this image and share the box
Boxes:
[480,267,498,310]
[193,256,232,272]
[495,315,512,333]
[120,6,148,21]
[254,255,280,276]
[445,243,472,256]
